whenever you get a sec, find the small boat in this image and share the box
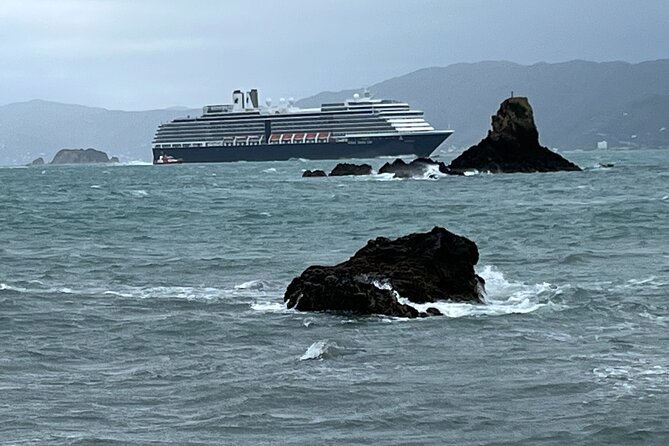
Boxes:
[154,154,184,165]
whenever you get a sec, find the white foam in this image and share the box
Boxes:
[103,290,135,298]
[234,279,274,291]
[614,276,666,291]
[369,172,400,181]
[124,160,153,166]
[592,362,669,397]
[463,170,479,176]
[2,281,252,303]
[626,276,658,285]
[638,311,666,325]
[102,285,226,301]
[369,165,447,181]
[129,190,148,197]
[262,168,277,173]
[416,164,447,180]
[136,286,224,301]
[0,283,28,293]
[300,340,331,361]
[390,265,558,318]
[250,301,287,312]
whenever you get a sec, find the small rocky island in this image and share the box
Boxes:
[328,163,373,176]
[47,148,118,165]
[448,97,581,173]
[284,227,485,318]
[301,96,580,178]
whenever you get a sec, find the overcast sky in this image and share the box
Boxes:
[1,0,668,110]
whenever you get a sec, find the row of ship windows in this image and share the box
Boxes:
[160,123,392,134]
[165,116,402,128]
[159,121,398,131]
[199,105,411,118]
[183,110,423,124]
[155,135,335,148]
[155,133,388,143]
[156,124,396,138]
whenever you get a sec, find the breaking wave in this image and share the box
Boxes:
[299,339,344,361]
[394,265,562,318]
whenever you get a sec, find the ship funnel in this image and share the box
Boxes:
[249,89,259,108]
[232,89,244,111]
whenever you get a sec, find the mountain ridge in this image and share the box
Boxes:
[1,59,667,165]
[297,59,669,152]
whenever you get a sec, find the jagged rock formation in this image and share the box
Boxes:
[329,163,372,176]
[302,169,327,177]
[50,148,115,164]
[284,227,485,318]
[378,157,459,178]
[448,97,581,173]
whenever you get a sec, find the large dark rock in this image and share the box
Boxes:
[302,169,327,177]
[449,97,581,173]
[379,157,456,178]
[50,148,113,164]
[329,163,372,176]
[284,227,485,318]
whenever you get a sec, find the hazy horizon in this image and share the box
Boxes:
[1,0,668,110]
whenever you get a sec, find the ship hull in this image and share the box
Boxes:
[152,132,452,164]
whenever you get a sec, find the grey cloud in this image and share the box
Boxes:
[1,0,668,109]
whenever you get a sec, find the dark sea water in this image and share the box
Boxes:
[1,149,668,445]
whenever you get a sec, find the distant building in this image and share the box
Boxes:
[597,140,608,150]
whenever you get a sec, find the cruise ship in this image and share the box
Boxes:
[152,89,452,163]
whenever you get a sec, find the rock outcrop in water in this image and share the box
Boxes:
[29,157,45,166]
[284,227,485,318]
[448,97,581,173]
[50,148,116,164]
[302,169,327,177]
[378,157,460,178]
[329,163,373,176]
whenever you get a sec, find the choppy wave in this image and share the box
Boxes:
[1,277,295,313]
[592,358,669,398]
[299,339,345,361]
[1,280,246,303]
[234,279,274,290]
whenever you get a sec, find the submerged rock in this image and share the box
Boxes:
[449,97,581,173]
[50,148,114,164]
[302,169,327,177]
[284,227,485,318]
[329,163,373,176]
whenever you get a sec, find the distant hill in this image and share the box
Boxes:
[298,60,669,152]
[1,60,668,165]
[0,100,197,165]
